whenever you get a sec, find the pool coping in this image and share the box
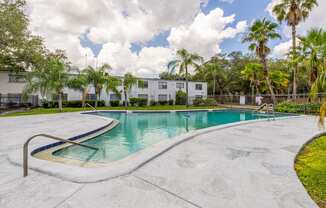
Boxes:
[8,109,302,183]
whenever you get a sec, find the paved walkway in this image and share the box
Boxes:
[0,113,322,208]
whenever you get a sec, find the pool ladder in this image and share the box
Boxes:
[23,134,99,177]
[253,103,275,120]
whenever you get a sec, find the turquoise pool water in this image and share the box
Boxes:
[53,110,284,163]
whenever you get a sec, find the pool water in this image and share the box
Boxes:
[53,110,284,163]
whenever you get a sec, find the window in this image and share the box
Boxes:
[8,73,26,83]
[86,94,97,101]
[158,94,168,101]
[52,94,68,101]
[138,80,148,89]
[195,84,202,90]
[158,82,168,89]
[195,95,203,99]
[138,94,148,99]
[110,94,120,101]
[7,93,22,103]
[176,83,184,89]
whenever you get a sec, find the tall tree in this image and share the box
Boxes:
[23,53,69,112]
[122,73,137,108]
[299,28,326,86]
[273,0,318,98]
[168,49,203,107]
[310,70,326,126]
[241,63,263,103]
[0,0,47,72]
[67,73,89,107]
[243,18,281,104]
[85,64,112,108]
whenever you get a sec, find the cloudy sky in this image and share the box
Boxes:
[26,0,325,77]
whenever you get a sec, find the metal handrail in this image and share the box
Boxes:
[254,103,268,113]
[85,103,97,111]
[23,134,99,177]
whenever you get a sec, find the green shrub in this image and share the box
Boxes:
[64,100,82,107]
[138,98,148,107]
[110,100,120,107]
[193,98,205,106]
[129,98,148,107]
[168,99,174,105]
[41,100,51,108]
[150,100,157,106]
[158,100,168,105]
[205,98,217,106]
[175,90,187,105]
[275,101,321,114]
[193,98,217,106]
[129,98,138,106]
[84,100,105,107]
[42,100,105,108]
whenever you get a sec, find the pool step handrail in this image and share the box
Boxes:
[253,103,275,120]
[23,134,99,177]
[85,103,97,112]
[255,103,268,113]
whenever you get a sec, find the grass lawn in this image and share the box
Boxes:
[295,136,326,208]
[1,105,221,117]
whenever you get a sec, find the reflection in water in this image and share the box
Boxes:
[54,111,282,163]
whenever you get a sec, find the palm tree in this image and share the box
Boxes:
[311,70,326,126]
[299,28,326,86]
[24,57,69,111]
[168,49,203,107]
[67,73,89,107]
[243,18,281,104]
[273,0,318,98]
[85,64,113,108]
[269,70,290,94]
[241,63,263,104]
[122,73,137,108]
[198,56,225,96]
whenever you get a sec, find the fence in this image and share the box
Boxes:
[208,93,326,106]
[0,94,39,111]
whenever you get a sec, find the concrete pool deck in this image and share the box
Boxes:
[0,112,323,207]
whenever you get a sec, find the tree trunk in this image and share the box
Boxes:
[82,89,86,108]
[124,91,128,109]
[292,24,297,99]
[261,56,277,105]
[251,83,255,105]
[185,66,189,107]
[95,89,99,108]
[58,92,63,112]
[213,77,216,97]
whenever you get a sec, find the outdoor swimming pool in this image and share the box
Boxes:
[53,110,286,163]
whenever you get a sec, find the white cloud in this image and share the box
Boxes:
[97,43,174,77]
[272,38,301,58]
[267,0,326,35]
[26,0,246,76]
[272,40,292,58]
[168,8,247,59]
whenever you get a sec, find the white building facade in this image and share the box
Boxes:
[0,71,207,107]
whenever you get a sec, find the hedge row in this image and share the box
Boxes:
[193,98,217,106]
[42,100,105,108]
[129,98,148,107]
[275,102,321,114]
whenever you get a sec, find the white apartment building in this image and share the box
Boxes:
[0,71,207,107]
